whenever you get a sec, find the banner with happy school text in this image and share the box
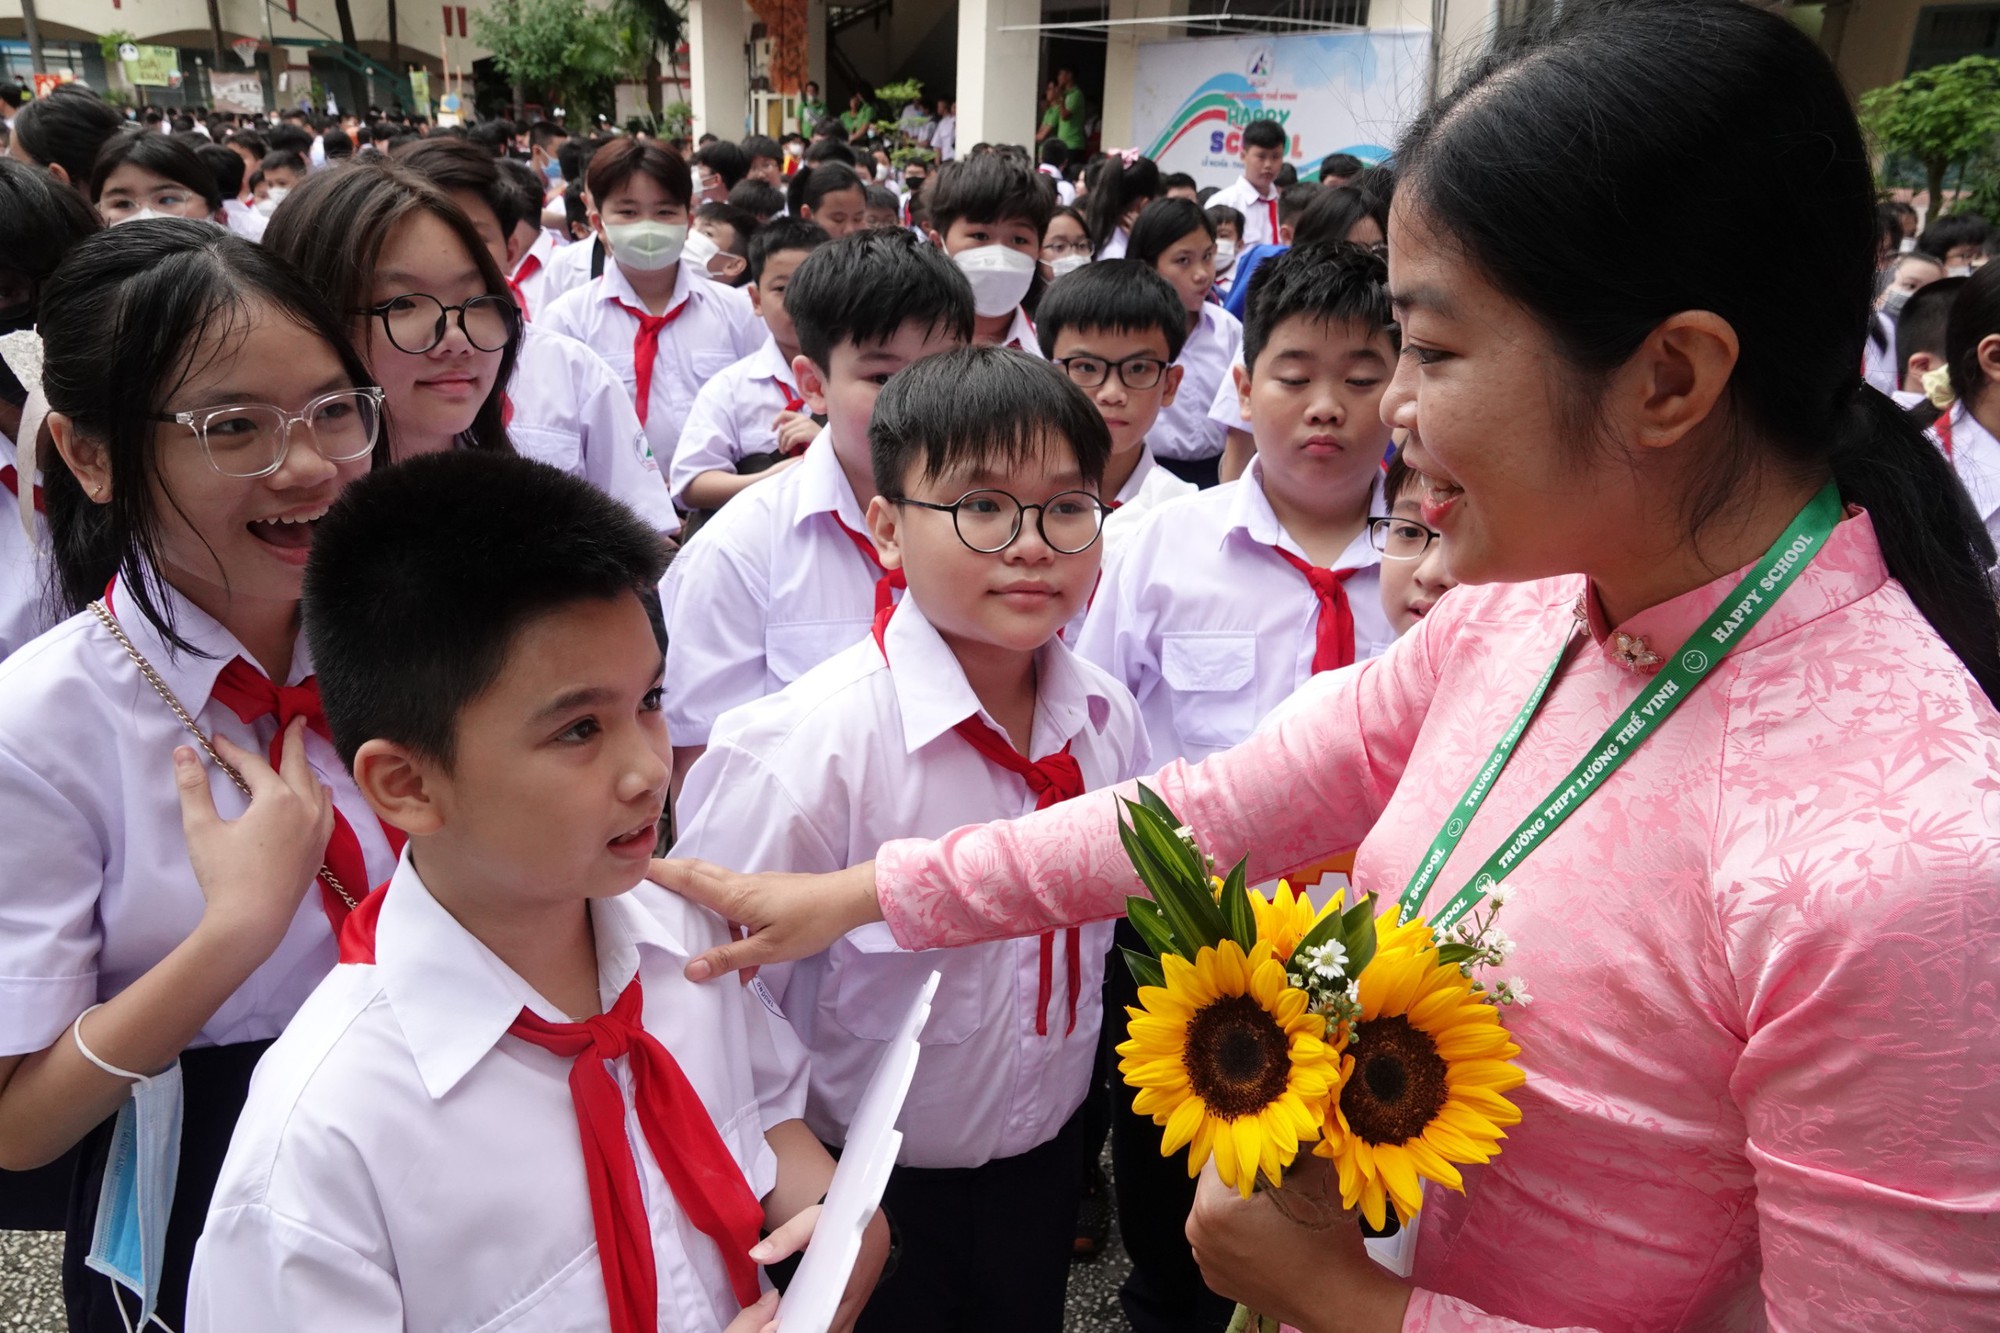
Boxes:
[1134,30,1429,188]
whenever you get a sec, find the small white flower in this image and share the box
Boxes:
[1302,940,1350,976]
[1483,929,1516,964]
[1495,976,1532,1007]
[1486,883,1514,907]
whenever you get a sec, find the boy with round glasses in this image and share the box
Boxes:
[672,346,1148,1333]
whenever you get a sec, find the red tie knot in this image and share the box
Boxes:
[1026,752,1085,805]
[581,1011,635,1059]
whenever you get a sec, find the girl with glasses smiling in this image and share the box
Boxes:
[0,220,404,1333]
[265,159,520,461]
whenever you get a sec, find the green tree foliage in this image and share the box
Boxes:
[1860,55,2000,218]
[473,0,632,122]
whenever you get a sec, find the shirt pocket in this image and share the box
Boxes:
[823,922,987,1046]
[506,423,584,476]
[765,618,869,684]
[467,1244,608,1332]
[1159,631,1258,748]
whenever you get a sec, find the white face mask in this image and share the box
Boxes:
[953,244,1037,318]
[253,185,289,216]
[1214,240,1238,272]
[605,220,688,271]
[1048,253,1089,280]
[1947,263,1974,278]
[682,227,723,278]
[112,207,167,227]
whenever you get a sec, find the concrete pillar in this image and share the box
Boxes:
[689,0,750,140]
[955,0,1040,148]
[806,0,826,102]
[1100,0,1181,150]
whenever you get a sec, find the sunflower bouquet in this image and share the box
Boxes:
[1113,786,1527,1321]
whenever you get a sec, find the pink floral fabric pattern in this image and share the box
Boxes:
[876,511,2000,1331]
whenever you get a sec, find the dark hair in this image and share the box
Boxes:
[741,134,782,167]
[1275,164,1298,188]
[1401,0,2000,702]
[585,138,692,210]
[0,158,98,311]
[1127,197,1214,271]
[1161,171,1198,194]
[528,119,568,150]
[14,86,124,189]
[226,128,269,160]
[1039,139,1069,170]
[695,201,759,257]
[1382,444,1419,508]
[263,159,518,456]
[869,345,1111,497]
[1034,259,1190,361]
[196,141,245,200]
[1241,242,1392,373]
[1896,275,1964,402]
[39,220,375,652]
[87,129,223,214]
[1917,213,1991,262]
[693,139,750,190]
[260,149,308,178]
[1945,263,2000,408]
[322,129,355,161]
[728,178,785,220]
[803,137,858,167]
[748,216,829,283]
[556,138,589,184]
[495,158,547,236]
[1278,182,1320,228]
[303,451,668,769]
[924,152,1054,239]
[1318,152,1364,182]
[265,124,313,156]
[1293,184,1384,249]
[1083,153,1161,257]
[394,135,523,238]
[787,161,866,221]
[785,226,974,370]
[1205,203,1245,238]
[1242,119,1286,153]
[1046,204,1086,240]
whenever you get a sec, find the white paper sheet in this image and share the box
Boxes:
[775,970,939,1333]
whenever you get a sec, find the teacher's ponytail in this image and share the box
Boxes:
[1831,387,1999,702]
[1398,0,2000,705]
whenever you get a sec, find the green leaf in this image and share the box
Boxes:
[1126,896,1180,959]
[1122,948,1165,990]
[1294,905,1347,962]
[1436,942,1478,967]
[1126,798,1209,891]
[1342,893,1378,977]
[1219,858,1256,950]
[1119,820,1211,958]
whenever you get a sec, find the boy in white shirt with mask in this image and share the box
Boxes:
[923,155,1050,356]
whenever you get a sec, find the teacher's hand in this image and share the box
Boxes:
[650,858,886,981]
[1186,1156,1412,1333]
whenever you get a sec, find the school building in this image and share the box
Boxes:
[1,0,1992,147]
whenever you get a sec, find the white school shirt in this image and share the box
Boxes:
[1098,227,1129,260]
[661,429,884,748]
[187,856,807,1333]
[541,258,765,470]
[673,598,1147,1167]
[1037,163,1076,206]
[221,197,269,242]
[1152,303,1243,462]
[1207,347,1248,435]
[997,304,1042,356]
[508,227,561,322]
[1076,456,1391,765]
[541,232,605,305]
[1210,174,1281,249]
[1104,444,1196,553]
[0,434,48,660]
[933,114,957,161]
[668,336,805,507]
[1862,310,1900,397]
[0,572,397,1056]
[1927,404,2000,556]
[507,323,680,535]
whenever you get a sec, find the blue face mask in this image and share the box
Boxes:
[543,159,561,183]
[85,1063,184,1329]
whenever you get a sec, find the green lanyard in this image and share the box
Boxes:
[1397,481,1845,936]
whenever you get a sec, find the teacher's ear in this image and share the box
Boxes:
[1613,310,1740,456]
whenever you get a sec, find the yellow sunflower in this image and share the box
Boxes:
[1248,880,1343,963]
[1313,909,1526,1229]
[1118,938,1342,1198]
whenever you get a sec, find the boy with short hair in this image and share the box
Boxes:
[672,218,832,510]
[542,139,765,470]
[257,149,306,194]
[1895,274,1965,408]
[188,453,886,1333]
[1078,242,1396,765]
[1036,259,1196,540]
[924,153,1053,352]
[862,184,901,231]
[661,228,974,789]
[691,200,759,285]
[1208,117,1287,248]
[673,346,1147,1333]
[1206,203,1245,295]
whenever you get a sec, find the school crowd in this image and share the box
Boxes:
[0,2,1995,1331]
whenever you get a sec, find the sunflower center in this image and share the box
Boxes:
[1182,993,1293,1120]
[1339,1014,1450,1145]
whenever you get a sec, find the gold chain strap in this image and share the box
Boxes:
[89,599,358,910]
